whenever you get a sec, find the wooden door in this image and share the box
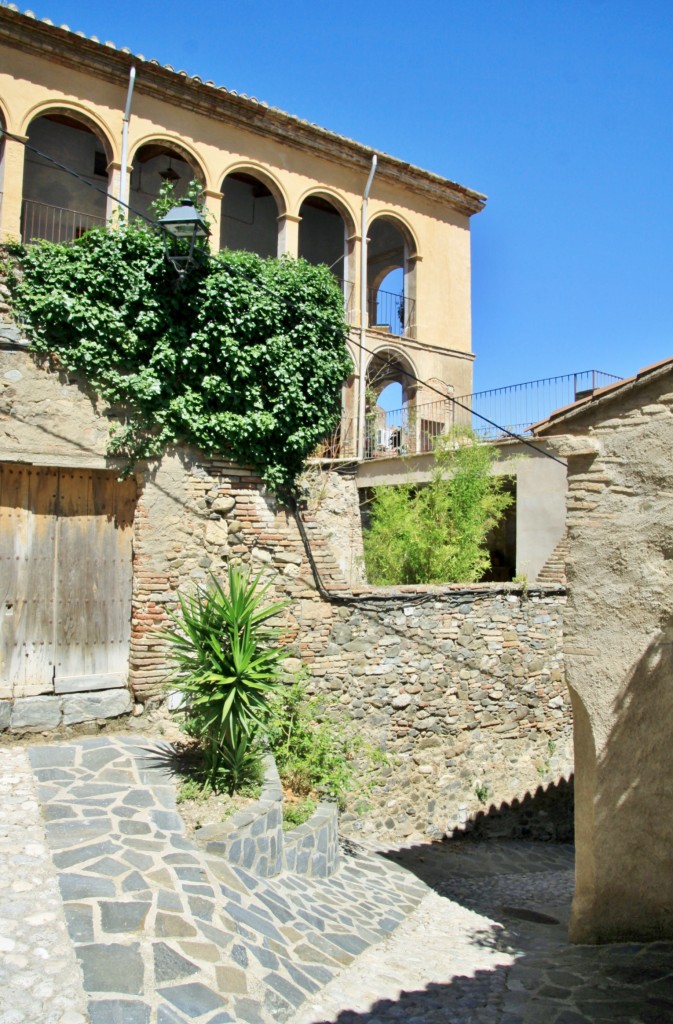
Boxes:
[0,463,135,696]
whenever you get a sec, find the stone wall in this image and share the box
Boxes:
[539,362,673,941]
[311,587,571,841]
[297,464,366,587]
[0,303,573,841]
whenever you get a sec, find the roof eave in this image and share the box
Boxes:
[0,6,487,217]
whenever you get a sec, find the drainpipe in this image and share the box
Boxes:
[358,153,377,460]
[119,66,136,216]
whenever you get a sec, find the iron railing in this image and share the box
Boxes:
[368,286,415,337]
[457,370,622,439]
[21,199,106,245]
[311,370,622,461]
[333,280,412,331]
[363,397,457,458]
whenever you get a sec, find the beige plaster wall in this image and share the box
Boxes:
[542,370,673,942]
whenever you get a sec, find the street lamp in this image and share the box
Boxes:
[157,198,210,277]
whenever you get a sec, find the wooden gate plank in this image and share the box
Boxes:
[0,465,58,695]
[0,464,30,694]
[54,469,135,688]
[54,467,94,681]
[1,463,135,696]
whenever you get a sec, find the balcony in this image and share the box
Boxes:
[312,370,623,461]
[21,198,106,245]
[368,286,414,337]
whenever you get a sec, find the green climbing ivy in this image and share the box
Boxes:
[9,215,351,491]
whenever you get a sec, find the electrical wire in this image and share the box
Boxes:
[0,127,156,225]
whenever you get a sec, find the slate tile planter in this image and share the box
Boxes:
[194,755,339,878]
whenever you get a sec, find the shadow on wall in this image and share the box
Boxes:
[587,621,673,940]
[448,775,575,844]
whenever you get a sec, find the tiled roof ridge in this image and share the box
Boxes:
[0,3,487,211]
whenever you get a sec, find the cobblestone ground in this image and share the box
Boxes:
[2,734,673,1024]
[291,842,673,1024]
[0,746,88,1024]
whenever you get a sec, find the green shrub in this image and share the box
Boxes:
[264,680,383,810]
[282,797,317,831]
[9,211,351,491]
[162,567,288,793]
[176,778,210,803]
[363,430,513,584]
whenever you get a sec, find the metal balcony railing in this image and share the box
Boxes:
[21,198,106,245]
[457,370,623,439]
[368,286,415,337]
[311,370,623,461]
[363,397,456,458]
[331,280,414,335]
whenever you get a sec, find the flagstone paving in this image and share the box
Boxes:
[2,735,673,1024]
[23,735,430,1024]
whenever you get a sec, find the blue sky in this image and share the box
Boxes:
[17,0,673,393]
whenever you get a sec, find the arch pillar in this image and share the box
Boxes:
[201,189,223,252]
[277,212,301,257]
[405,251,422,339]
[106,161,123,222]
[0,133,27,242]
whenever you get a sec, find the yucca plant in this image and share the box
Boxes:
[162,566,289,792]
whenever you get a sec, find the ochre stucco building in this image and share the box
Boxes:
[0,4,486,452]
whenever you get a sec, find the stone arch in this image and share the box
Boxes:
[365,344,418,399]
[219,161,288,218]
[366,212,419,338]
[368,210,420,261]
[219,166,284,258]
[363,345,419,457]
[298,189,357,286]
[129,135,205,183]
[129,136,206,222]
[21,106,115,243]
[21,102,115,163]
[0,96,13,134]
[296,187,357,239]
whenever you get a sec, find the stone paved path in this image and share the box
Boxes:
[24,735,429,1023]
[3,734,673,1024]
[290,841,673,1024]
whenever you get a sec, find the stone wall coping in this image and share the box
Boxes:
[349,582,566,597]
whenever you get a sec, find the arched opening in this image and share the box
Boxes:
[21,112,110,243]
[129,142,203,222]
[298,195,346,275]
[299,194,355,321]
[367,217,416,338]
[220,171,280,257]
[364,348,420,458]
